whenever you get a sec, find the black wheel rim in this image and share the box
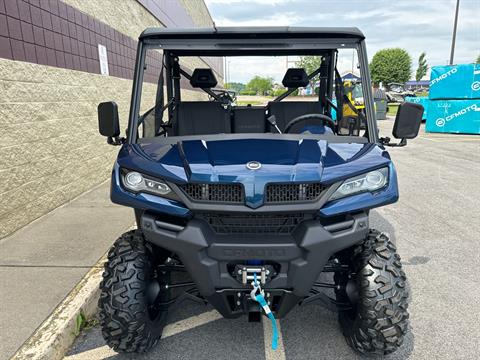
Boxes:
[146,267,171,322]
[335,267,359,319]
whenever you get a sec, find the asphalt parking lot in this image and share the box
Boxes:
[65,119,480,360]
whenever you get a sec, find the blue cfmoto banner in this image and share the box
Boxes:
[426,99,480,134]
[429,64,480,100]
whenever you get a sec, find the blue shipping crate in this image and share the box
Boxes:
[429,63,480,100]
[405,96,429,120]
[426,99,480,134]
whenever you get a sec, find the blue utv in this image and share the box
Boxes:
[97,27,423,356]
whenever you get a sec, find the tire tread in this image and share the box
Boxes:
[98,230,164,353]
[338,229,410,355]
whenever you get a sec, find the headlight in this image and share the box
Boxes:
[329,168,388,200]
[121,170,177,199]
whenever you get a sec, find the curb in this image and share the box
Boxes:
[10,254,107,360]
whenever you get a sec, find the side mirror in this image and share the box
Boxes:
[98,101,123,145]
[393,102,423,139]
[382,102,423,147]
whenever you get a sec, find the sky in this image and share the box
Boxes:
[204,0,480,84]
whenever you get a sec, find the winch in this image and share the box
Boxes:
[233,264,275,285]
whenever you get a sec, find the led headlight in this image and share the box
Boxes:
[330,167,388,201]
[124,172,143,189]
[121,170,177,199]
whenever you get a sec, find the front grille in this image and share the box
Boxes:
[199,213,306,234]
[266,183,328,203]
[180,183,244,203]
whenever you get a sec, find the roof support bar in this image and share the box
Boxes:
[357,41,377,142]
[318,58,329,113]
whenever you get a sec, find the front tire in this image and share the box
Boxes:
[98,230,169,353]
[336,230,409,355]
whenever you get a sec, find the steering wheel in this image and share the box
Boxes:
[284,113,336,134]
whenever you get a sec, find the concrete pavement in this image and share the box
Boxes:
[0,182,134,360]
[64,120,480,359]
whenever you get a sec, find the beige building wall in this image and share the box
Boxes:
[179,0,216,27]
[63,0,219,76]
[0,0,217,238]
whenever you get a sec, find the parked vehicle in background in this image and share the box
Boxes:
[343,80,365,111]
[97,27,424,356]
[405,80,430,94]
[341,80,367,127]
[386,82,416,103]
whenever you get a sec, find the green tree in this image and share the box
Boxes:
[246,76,274,95]
[476,54,480,64]
[225,82,245,93]
[415,52,428,82]
[295,56,322,76]
[294,56,322,94]
[272,88,287,97]
[370,48,412,85]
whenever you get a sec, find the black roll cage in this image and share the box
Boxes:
[127,27,378,143]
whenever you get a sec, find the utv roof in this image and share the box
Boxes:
[140,26,365,40]
[139,27,365,54]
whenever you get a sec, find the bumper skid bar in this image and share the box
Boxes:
[141,212,368,318]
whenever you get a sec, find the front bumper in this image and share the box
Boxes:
[141,211,369,318]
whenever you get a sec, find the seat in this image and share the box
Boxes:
[282,68,309,89]
[174,102,231,136]
[267,68,322,131]
[267,101,322,132]
[190,68,218,88]
[232,106,266,133]
[173,68,232,136]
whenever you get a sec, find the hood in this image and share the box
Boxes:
[117,138,391,208]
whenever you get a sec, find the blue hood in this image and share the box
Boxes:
[116,138,392,209]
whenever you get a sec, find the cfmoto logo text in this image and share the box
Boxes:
[472,81,480,91]
[222,248,287,258]
[430,67,457,86]
[436,104,478,127]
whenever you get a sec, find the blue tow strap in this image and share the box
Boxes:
[252,274,279,350]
